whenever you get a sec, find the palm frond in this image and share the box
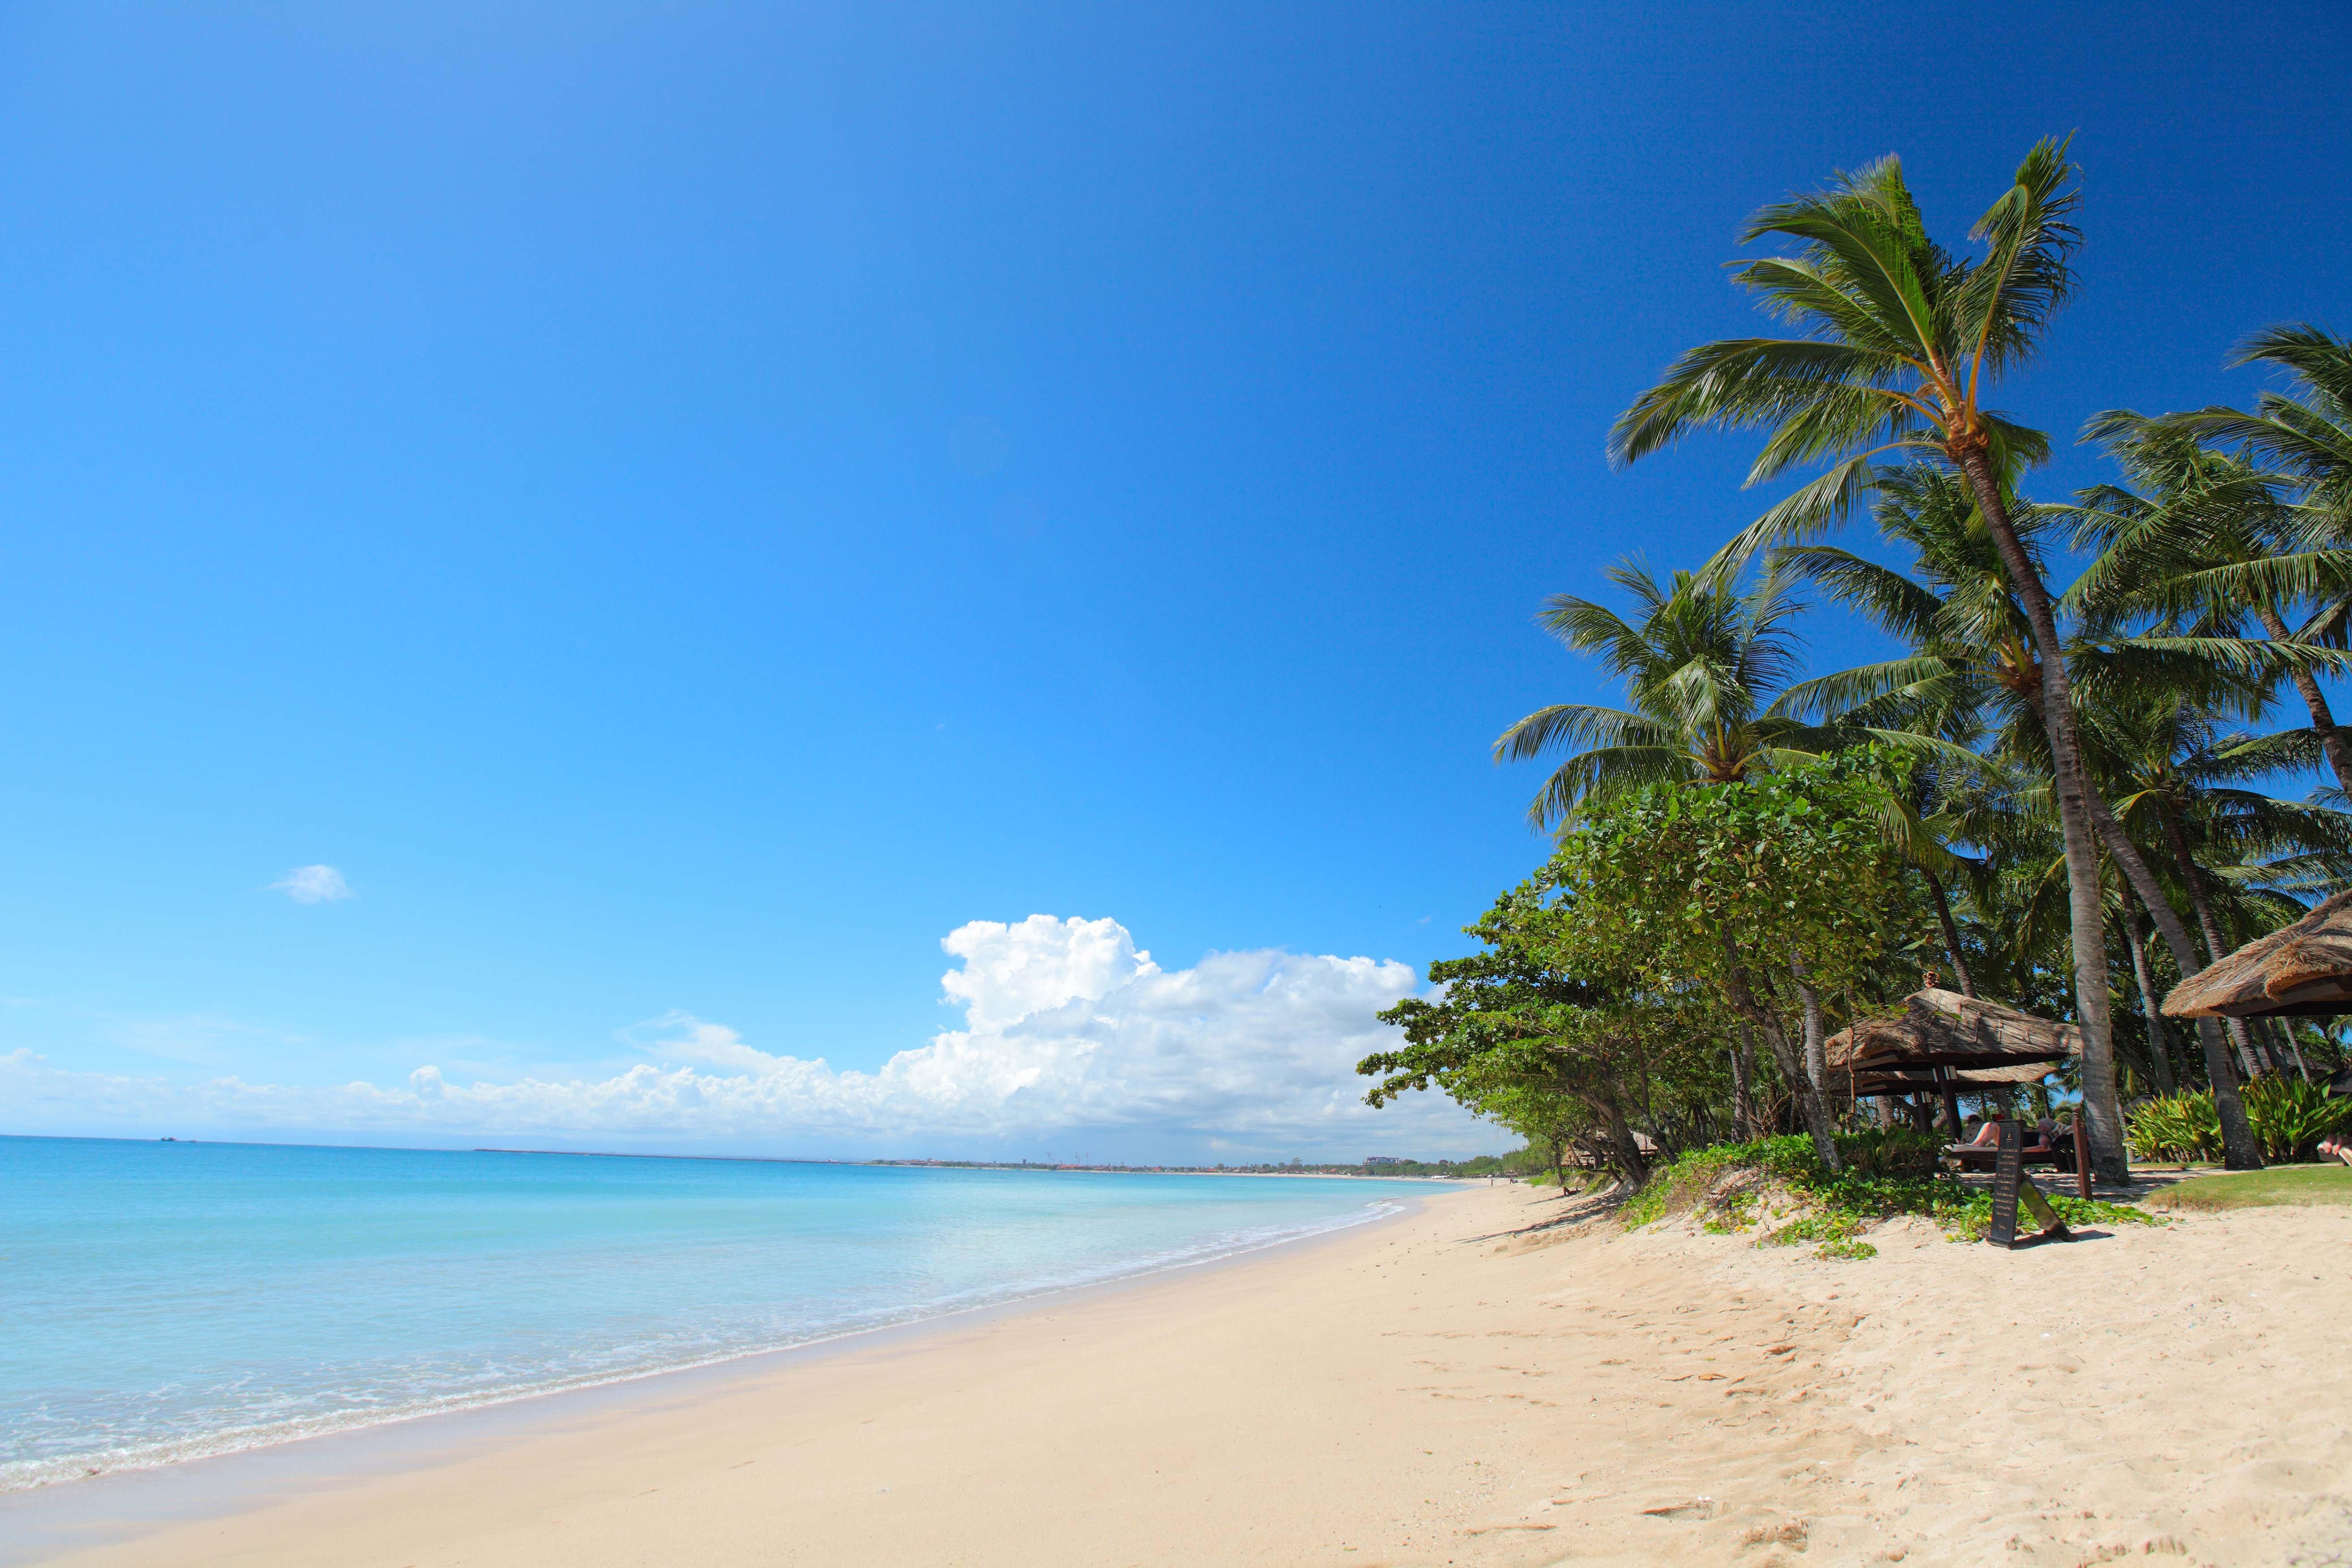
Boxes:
[1493,704,1672,764]
[1771,656,1955,720]
[1701,455,1884,581]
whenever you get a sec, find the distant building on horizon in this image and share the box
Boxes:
[1363,1155,1408,1167]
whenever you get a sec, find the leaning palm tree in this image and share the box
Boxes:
[2079,697,2352,1078]
[2096,703,2352,963]
[1606,142,2134,1180]
[1493,559,1817,827]
[1776,465,2270,1165]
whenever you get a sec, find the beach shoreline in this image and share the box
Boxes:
[0,1178,1462,1564]
[16,1180,2351,1566]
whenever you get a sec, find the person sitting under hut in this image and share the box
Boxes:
[1964,1111,2007,1147]
[1952,1111,2057,1160]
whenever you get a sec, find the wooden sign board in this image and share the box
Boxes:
[1986,1120,2072,1250]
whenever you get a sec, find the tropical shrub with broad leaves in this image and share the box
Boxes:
[2242,1076,2352,1162]
[2131,1081,2352,1163]
[2128,1092,2223,1164]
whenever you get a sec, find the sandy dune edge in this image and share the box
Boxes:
[30,1183,2352,1567]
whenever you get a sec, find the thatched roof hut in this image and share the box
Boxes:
[1564,1130,1662,1169]
[1823,987,2078,1100]
[2162,889,2352,1019]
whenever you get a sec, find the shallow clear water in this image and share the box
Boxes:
[0,1136,1423,1489]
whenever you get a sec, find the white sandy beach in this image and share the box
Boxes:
[29,1181,2352,1567]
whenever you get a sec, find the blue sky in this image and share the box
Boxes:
[2,1,2348,1158]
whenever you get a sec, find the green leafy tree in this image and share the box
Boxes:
[1551,751,1914,1170]
[1361,882,1660,1187]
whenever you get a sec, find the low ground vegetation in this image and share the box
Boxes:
[2128,1078,2352,1164]
[1617,1133,2159,1259]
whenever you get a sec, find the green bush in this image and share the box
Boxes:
[1758,1210,1868,1247]
[2127,1092,2222,1163]
[1617,1134,1822,1229]
[1932,1186,2158,1240]
[1621,1131,2161,1253]
[1835,1126,1943,1180]
[2243,1076,2352,1163]
[2128,1080,2352,1164]
[1758,1210,1880,1261]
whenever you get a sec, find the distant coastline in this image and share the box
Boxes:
[15,1135,1497,1179]
[468,1147,1486,1179]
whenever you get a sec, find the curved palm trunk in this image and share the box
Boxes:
[2081,791,2263,1168]
[1956,450,2127,1182]
[2152,797,2276,1077]
[2272,1019,2313,1084]
[2252,602,2352,797]
[2123,913,2179,1096]
[1919,868,1978,997]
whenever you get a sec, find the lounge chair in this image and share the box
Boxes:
[1945,1114,2094,1199]
[1946,1134,2056,1173]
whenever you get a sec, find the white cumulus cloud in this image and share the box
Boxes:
[268,865,352,904]
[0,917,1492,1159]
[938,914,1155,1031]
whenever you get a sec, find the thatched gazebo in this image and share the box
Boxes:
[1563,1131,1661,1170]
[1824,986,2080,1135]
[2162,888,2352,1019]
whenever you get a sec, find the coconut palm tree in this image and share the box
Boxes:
[1607,142,2134,1179]
[2095,705,2352,959]
[2175,324,2352,529]
[1774,466,2271,1165]
[1493,559,1819,828]
[2066,411,2352,798]
[2076,696,2352,1079]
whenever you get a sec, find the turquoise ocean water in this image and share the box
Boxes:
[1,1136,1425,1490]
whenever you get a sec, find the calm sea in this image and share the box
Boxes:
[0,1136,1424,1490]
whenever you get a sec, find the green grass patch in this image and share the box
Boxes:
[1622,1133,2162,1253]
[2146,1163,2352,1211]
